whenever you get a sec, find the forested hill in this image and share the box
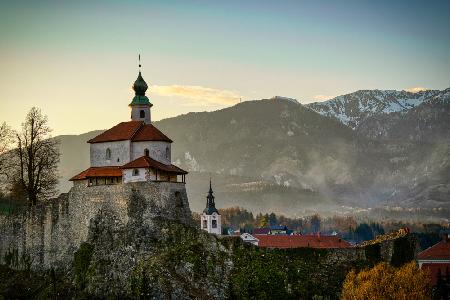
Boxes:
[55,89,450,215]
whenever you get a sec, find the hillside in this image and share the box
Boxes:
[54,90,450,216]
[355,92,450,209]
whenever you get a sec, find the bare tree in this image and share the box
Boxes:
[14,107,60,206]
[0,122,14,177]
[0,122,15,200]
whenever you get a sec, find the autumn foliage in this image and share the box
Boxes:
[341,261,431,299]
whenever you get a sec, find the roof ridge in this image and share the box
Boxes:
[418,240,445,256]
[129,121,146,140]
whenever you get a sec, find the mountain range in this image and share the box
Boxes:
[307,88,450,129]
[56,87,450,218]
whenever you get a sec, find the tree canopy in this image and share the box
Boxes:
[341,262,430,299]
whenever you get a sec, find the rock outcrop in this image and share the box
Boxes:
[0,181,192,271]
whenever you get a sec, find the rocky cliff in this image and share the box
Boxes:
[0,181,192,270]
[1,182,418,298]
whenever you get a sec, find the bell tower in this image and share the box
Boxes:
[129,55,152,124]
[201,179,221,235]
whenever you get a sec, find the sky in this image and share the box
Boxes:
[0,0,449,135]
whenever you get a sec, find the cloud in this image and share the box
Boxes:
[152,85,241,106]
[313,94,334,101]
[406,86,428,93]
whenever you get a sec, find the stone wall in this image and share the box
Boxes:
[0,181,193,271]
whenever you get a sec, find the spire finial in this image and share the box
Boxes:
[139,54,141,71]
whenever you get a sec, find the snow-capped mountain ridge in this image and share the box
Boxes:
[306,88,449,129]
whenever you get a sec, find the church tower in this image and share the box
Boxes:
[129,56,152,124]
[201,180,221,235]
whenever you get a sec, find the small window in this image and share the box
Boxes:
[144,148,149,157]
[117,158,120,162]
[203,220,207,229]
[106,148,111,159]
[132,169,139,176]
[212,220,217,228]
[140,110,145,118]
[165,147,169,160]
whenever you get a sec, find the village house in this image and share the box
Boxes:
[70,67,187,185]
[240,233,259,245]
[417,233,450,287]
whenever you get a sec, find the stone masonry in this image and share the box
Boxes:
[0,181,193,271]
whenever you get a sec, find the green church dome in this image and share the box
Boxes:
[129,71,151,106]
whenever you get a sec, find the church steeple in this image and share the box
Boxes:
[129,55,152,124]
[204,179,219,215]
[201,178,221,235]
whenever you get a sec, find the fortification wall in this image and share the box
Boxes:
[0,181,192,270]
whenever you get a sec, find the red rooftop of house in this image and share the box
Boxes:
[418,234,450,260]
[121,156,188,174]
[254,234,352,249]
[70,166,122,181]
[87,121,172,144]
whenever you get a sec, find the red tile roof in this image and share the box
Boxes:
[121,155,188,174]
[70,167,122,181]
[421,263,450,285]
[418,239,450,260]
[87,121,172,143]
[254,234,352,249]
[132,124,172,142]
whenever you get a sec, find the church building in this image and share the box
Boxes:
[201,180,222,235]
[70,65,187,185]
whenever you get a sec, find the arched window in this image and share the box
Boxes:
[106,148,111,159]
[140,110,145,118]
[165,146,169,160]
[132,169,139,176]
[144,148,149,157]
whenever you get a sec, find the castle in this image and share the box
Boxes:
[70,68,187,185]
[0,64,193,271]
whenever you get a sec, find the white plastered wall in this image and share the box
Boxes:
[130,105,151,124]
[201,212,222,235]
[131,141,171,164]
[90,140,131,167]
[123,168,148,183]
